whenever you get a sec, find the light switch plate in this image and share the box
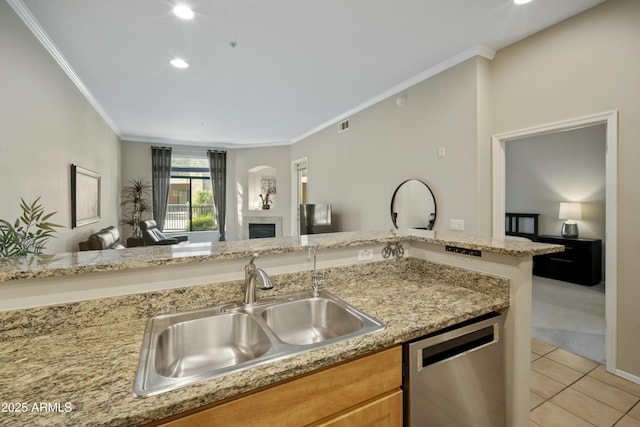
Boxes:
[450,219,465,230]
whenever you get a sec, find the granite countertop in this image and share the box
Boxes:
[0,258,510,426]
[0,229,562,282]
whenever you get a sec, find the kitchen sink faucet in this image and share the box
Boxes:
[244,253,274,305]
[307,246,325,297]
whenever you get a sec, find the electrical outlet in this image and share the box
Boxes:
[438,146,446,158]
[450,219,465,231]
[358,249,373,261]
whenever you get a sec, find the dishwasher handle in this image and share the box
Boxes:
[409,313,503,371]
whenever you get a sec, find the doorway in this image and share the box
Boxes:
[492,111,618,372]
[291,157,308,236]
[505,126,606,362]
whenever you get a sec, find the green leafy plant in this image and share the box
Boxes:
[186,214,216,231]
[120,178,151,238]
[0,197,63,258]
[189,189,216,231]
[192,189,213,206]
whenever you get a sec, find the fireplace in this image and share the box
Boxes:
[243,216,282,239]
[249,223,276,239]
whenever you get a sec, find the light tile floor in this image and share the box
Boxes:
[530,338,640,426]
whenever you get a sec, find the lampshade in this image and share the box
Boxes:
[559,202,582,220]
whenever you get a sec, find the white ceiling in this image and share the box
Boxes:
[13,0,604,147]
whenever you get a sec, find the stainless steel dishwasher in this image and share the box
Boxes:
[404,312,505,426]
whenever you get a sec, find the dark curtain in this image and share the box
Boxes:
[151,146,172,231]
[208,150,227,241]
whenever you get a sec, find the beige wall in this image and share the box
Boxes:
[0,1,121,254]
[229,145,292,240]
[291,57,487,235]
[119,140,152,241]
[491,0,640,376]
[475,57,493,237]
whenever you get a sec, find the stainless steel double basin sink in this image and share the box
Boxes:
[133,290,385,397]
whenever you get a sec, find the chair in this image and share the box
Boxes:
[139,220,188,246]
[78,226,125,251]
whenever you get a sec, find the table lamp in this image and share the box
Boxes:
[559,202,582,238]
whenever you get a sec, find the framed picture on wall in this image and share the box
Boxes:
[71,164,101,228]
[261,178,276,195]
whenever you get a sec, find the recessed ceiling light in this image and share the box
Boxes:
[514,0,533,4]
[170,58,189,69]
[173,4,194,20]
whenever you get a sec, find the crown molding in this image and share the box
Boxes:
[290,44,496,144]
[119,133,290,149]
[8,0,120,135]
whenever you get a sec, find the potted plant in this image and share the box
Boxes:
[0,197,63,258]
[259,191,273,210]
[120,178,151,246]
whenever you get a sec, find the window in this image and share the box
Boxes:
[164,155,217,232]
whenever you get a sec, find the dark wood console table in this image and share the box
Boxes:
[533,235,602,286]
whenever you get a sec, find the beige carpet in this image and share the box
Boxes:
[531,276,605,363]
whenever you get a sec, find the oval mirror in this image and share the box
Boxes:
[390,179,436,230]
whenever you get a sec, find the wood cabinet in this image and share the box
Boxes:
[533,235,602,286]
[311,390,403,427]
[152,346,402,427]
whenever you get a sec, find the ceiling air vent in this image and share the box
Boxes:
[338,119,350,133]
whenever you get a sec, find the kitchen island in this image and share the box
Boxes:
[0,229,562,426]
